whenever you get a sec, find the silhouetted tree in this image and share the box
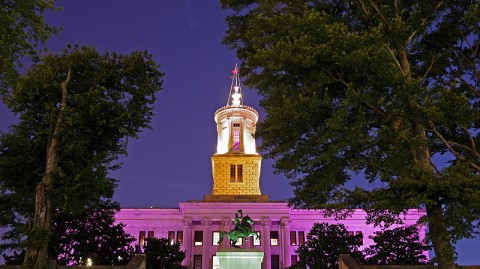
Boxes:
[365,226,429,265]
[0,45,164,269]
[51,200,136,265]
[2,200,136,266]
[220,1,480,268]
[291,223,363,269]
[144,238,185,269]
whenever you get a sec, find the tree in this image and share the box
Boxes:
[0,45,164,269]
[0,0,57,88]
[364,226,429,265]
[221,0,480,269]
[291,223,363,269]
[2,200,136,266]
[220,1,480,268]
[51,199,136,266]
[143,238,185,269]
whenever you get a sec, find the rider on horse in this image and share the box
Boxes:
[218,210,260,248]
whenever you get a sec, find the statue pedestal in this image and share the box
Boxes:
[216,249,264,269]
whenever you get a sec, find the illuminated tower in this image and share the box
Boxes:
[204,65,269,202]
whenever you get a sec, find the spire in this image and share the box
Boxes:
[227,64,243,107]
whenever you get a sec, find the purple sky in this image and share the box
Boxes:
[0,0,478,265]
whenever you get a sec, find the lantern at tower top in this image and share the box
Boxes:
[228,64,243,107]
[214,65,259,155]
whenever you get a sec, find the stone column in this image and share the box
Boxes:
[202,218,212,269]
[261,218,272,269]
[240,119,245,152]
[221,218,233,249]
[281,218,292,268]
[182,218,192,268]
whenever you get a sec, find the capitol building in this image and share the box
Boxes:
[115,67,426,269]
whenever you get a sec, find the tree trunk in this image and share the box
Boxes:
[23,68,71,269]
[411,94,456,269]
[414,128,456,269]
[427,201,456,269]
[398,46,456,269]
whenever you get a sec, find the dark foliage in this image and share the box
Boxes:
[365,226,429,265]
[51,200,136,265]
[144,238,186,269]
[0,45,164,267]
[220,1,480,268]
[291,223,364,269]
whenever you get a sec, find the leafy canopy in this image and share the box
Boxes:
[0,45,164,261]
[51,200,136,266]
[0,0,58,88]
[364,226,429,265]
[292,223,429,269]
[291,222,363,269]
[220,1,480,267]
[3,200,136,266]
[144,238,186,269]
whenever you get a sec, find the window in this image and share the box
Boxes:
[270,231,279,246]
[291,255,298,265]
[271,255,280,269]
[237,165,243,182]
[147,231,154,239]
[290,231,297,246]
[233,131,240,150]
[233,123,240,127]
[194,255,202,269]
[194,231,203,246]
[177,231,183,245]
[212,231,220,246]
[139,231,146,246]
[253,231,261,246]
[168,231,175,245]
[212,255,219,269]
[356,231,364,244]
[233,238,243,246]
[230,165,236,182]
[230,164,243,182]
[298,231,305,245]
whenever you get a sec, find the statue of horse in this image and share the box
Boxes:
[218,213,260,248]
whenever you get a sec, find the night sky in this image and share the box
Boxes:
[0,0,478,265]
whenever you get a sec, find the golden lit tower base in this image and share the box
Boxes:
[211,153,262,196]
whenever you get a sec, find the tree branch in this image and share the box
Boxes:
[358,0,371,17]
[459,125,479,158]
[457,76,480,98]
[320,67,389,121]
[429,121,480,172]
[404,2,443,46]
[384,44,404,76]
[367,0,387,24]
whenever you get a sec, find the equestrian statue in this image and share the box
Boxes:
[218,210,260,248]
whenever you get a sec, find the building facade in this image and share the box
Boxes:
[116,66,427,269]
